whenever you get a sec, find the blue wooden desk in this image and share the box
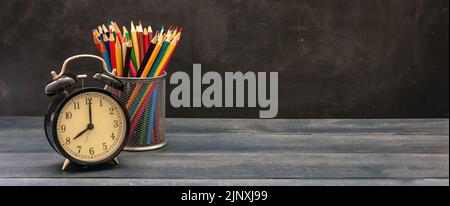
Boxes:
[0,117,448,186]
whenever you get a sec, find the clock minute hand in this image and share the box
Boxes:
[88,99,92,125]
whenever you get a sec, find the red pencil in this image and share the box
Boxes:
[109,33,117,70]
[137,23,145,64]
[143,27,149,54]
[129,59,137,77]
[148,26,153,46]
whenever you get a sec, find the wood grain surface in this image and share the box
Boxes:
[0,117,448,185]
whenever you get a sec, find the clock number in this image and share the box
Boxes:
[102,143,107,150]
[65,112,72,119]
[113,120,118,128]
[73,102,80,109]
[77,146,81,153]
[85,96,92,105]
[99,99,103,107]
[60,125,66,133]
[111,133,115,140]
[89,147,95,155]
[65,137,71,145]
[109,107,115,115]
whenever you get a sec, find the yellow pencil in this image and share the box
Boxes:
[121,32,127,65]
[153,33,180,77]
[93,29,101,38]
[130,21,140,68]
[115,40,123,77]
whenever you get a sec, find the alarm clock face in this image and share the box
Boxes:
[54,88,128,164]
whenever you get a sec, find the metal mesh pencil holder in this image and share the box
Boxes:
[108,72,166,151]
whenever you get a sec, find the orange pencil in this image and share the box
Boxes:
[112,21,123,43]
[92,31,102,55]
[93,29,101,38]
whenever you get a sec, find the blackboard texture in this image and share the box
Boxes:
[0,0,448,118]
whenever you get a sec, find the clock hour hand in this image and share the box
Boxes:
[73,124,94,140]
[73,127,89,140]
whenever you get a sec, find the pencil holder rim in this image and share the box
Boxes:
[117,71,167,81]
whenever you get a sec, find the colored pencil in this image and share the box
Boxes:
[109,25,115,38]
[154,32,180,77]
[129,60,137,77]
[97,26,103,35]
[102,24,108,34]
[146,87,158,144]
[137,22,145,65]
[136,36,156,77]
[92,31,102,55]
[109,33,117,71]
[102,34,110,55]
[123,26,138,70]
[130,21,140,68]
[130,82,153,117]
[159,35,181,76]
[148,26,153,45]
[149,34,170,77]
[115,39,123,77]
[126,82,142,109]
[121,37,127,67]
[139,103,149,145]
[112,21,123,43]
[123,40,132,77]
[100,43,112,72]
[128,83,156,135]
[140,32,163,77]
[143,27,149,53]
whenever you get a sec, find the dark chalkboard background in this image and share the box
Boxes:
[0,0,448,118]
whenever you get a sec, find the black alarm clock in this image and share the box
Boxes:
[44,54,130,171]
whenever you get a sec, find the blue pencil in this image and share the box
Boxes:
[100,43,112,72]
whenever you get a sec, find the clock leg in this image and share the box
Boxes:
[62,159,71,171]
[112,157,120,166]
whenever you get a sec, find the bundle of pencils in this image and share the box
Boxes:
[92,20,182,78]
[92,21,182,146]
